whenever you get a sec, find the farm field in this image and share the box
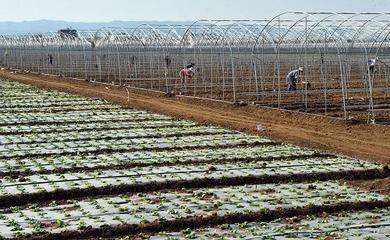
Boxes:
[0,78,389,239]
[2,70,389,164]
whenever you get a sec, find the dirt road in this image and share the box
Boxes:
[1,70,389,166]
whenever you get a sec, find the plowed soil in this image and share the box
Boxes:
[347,177,390,196]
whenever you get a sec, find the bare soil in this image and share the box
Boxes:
[347,177,390,196]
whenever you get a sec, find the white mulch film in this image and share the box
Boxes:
[0,79,388,239]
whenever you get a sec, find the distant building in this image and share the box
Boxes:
[58,28,78,39]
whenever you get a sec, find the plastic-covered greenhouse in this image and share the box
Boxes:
[0,12,389,123]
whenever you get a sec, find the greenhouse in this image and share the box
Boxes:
[0,12,389,123]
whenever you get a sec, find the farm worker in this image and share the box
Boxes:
[180,63,194,82]
[286,67,303,92]
[164,55,172,68]
[177,63,195,95]
[164,55,171,77]
[368,57,378,75]
[48,54,53,65]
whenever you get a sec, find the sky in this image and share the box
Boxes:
[0,0,388,22]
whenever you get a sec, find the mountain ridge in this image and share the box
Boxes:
[0,19,192,34]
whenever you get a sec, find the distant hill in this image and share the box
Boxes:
[0,20,193,35]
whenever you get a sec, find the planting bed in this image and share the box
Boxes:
[0,156,386,208]
[0,120,199,135]
[0,110,174,126]
[0,126,235,145]
[0,133,273,159]
[0,78,389,239]
[149,207,390,239]
[0,145,329,176]
[0,182,389,239]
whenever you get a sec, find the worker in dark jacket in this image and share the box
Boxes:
[286,67,303,92]
[48,54,53,65]
[368,57,378,75]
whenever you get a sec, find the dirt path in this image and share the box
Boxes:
[1,70,389,166]
[347,177,390,196]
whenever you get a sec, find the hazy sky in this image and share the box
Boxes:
[0,0,389,22]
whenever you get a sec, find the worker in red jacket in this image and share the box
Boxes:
[178,63,195,95]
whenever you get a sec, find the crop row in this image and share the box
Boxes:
[0,80,38,87]
[0,86,74,94]
[0,182,387,239]
[0,126,234,145]
[0,156,386,208]
[0,82,119,113]
[0,89,84,99]
[0,95,88,102]
[0,145,320,176]
[0,99,110,108]
[0,105,122,113]
[0,81,84,99]
[0,95,87,103]
[149,207,390,239]
[0,120,198,135]
[0,133,273,158]
[0,110,173,125]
